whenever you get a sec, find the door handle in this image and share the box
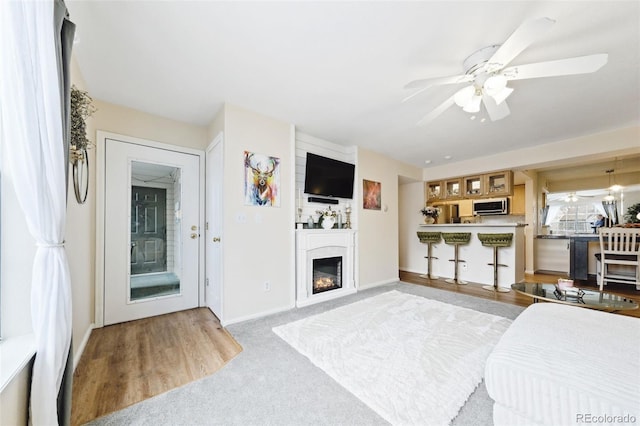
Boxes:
[190,233,198,239]
[212,237,221,242]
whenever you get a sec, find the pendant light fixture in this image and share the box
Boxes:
[603,169,615,201]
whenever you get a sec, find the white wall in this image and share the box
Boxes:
[214,104,295,324]
[399,181,426,274]
[67,56,95,363]
[357,147,422,288]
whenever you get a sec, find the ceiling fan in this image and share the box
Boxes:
[404,17,608,125]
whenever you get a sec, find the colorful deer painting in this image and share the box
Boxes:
[244,151,280,206]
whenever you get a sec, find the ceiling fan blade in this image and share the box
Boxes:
[403,74,474,103]
[502,54,608,81]
[404,74,473,90]
[416,95,456,126]
[485,17,556,72]
[482,93,510,121]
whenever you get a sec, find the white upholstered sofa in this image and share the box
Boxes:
[485,303,640,426]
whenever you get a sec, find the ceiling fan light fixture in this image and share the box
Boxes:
[454,86,475,108]
[463,94,482,113]
[483,75,507,96]
[565,193,579,202]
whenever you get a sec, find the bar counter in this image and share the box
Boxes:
[417,223,526,289]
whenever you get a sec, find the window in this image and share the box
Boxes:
[544,186,640,234]
[545,199,604,234]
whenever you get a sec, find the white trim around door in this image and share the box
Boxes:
[95,131,205,327]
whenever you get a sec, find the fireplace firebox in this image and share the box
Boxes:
[296,230,355,307]
[312,256,342,294]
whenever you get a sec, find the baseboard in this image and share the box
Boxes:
[358,278,399,290]
[73,324,94,372]
[222,303,295,327]
[399,267,425,275]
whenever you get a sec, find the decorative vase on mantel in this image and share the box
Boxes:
[424,216,436,224]
[321,216,336,229]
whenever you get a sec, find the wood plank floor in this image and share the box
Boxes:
[399,270,640,318]
[71,308,242,426]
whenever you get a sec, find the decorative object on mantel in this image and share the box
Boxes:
[421,206,439,224]
[70,85,96,204]
[344,204,352,229]
[317,206,337,229]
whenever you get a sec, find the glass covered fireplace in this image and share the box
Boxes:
[312,256,342,294]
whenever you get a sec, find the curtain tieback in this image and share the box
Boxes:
[37,241,65,248]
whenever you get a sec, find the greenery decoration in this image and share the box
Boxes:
[70,85,96,151]
[624,202,640,223]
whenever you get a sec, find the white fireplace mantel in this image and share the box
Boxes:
[295,229,357,307]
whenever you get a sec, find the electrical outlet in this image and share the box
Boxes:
[462,263,468,271]
[264,281,271,291]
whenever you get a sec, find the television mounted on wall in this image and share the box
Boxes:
[303,153,355,200]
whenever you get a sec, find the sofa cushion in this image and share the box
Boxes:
[485,303,639,425]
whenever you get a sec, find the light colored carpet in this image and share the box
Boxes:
[87,282,525,426]
[273,290,512,426]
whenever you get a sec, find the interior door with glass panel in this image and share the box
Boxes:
[104,139,200,325]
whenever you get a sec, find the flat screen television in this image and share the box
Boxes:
[303,153,355,199]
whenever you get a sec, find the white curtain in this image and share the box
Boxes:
[0,2,72,425]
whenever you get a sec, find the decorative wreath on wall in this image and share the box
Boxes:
[70,86,96,204]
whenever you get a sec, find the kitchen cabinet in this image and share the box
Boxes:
[426,170,514,204]
[535,237,570,274]
[484,170,513,197]
[511,184,525,215]
[444,178,462,199]
[463,175,484,197]
[459,199,473,217]
[426,181,443,202]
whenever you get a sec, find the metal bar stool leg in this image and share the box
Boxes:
[442,232,471,285]
[420,242,439,279]
[417,232,441,280]
[482,246,510,293]
[446,243,467,285]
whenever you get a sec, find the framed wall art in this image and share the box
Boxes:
[244,151,280,207]
[363,179,381,210]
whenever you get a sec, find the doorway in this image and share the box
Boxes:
[101,136,202,325]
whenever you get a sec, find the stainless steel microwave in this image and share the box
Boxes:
[473,198,509,216]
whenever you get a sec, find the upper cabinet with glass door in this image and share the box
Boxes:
[444,178,462,199]
[484,170,513,197]
[426,181,443,202]
[463,175,484,198]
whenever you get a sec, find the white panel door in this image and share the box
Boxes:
[206,135,223,320]
[104,138,200,325]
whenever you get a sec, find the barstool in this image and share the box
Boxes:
[477,233,513,293]
[416,231,441,279]
[442,232,471,285]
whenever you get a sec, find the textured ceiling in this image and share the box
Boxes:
[68,1,640,169]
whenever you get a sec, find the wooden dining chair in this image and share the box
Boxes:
[596,228,640,291]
